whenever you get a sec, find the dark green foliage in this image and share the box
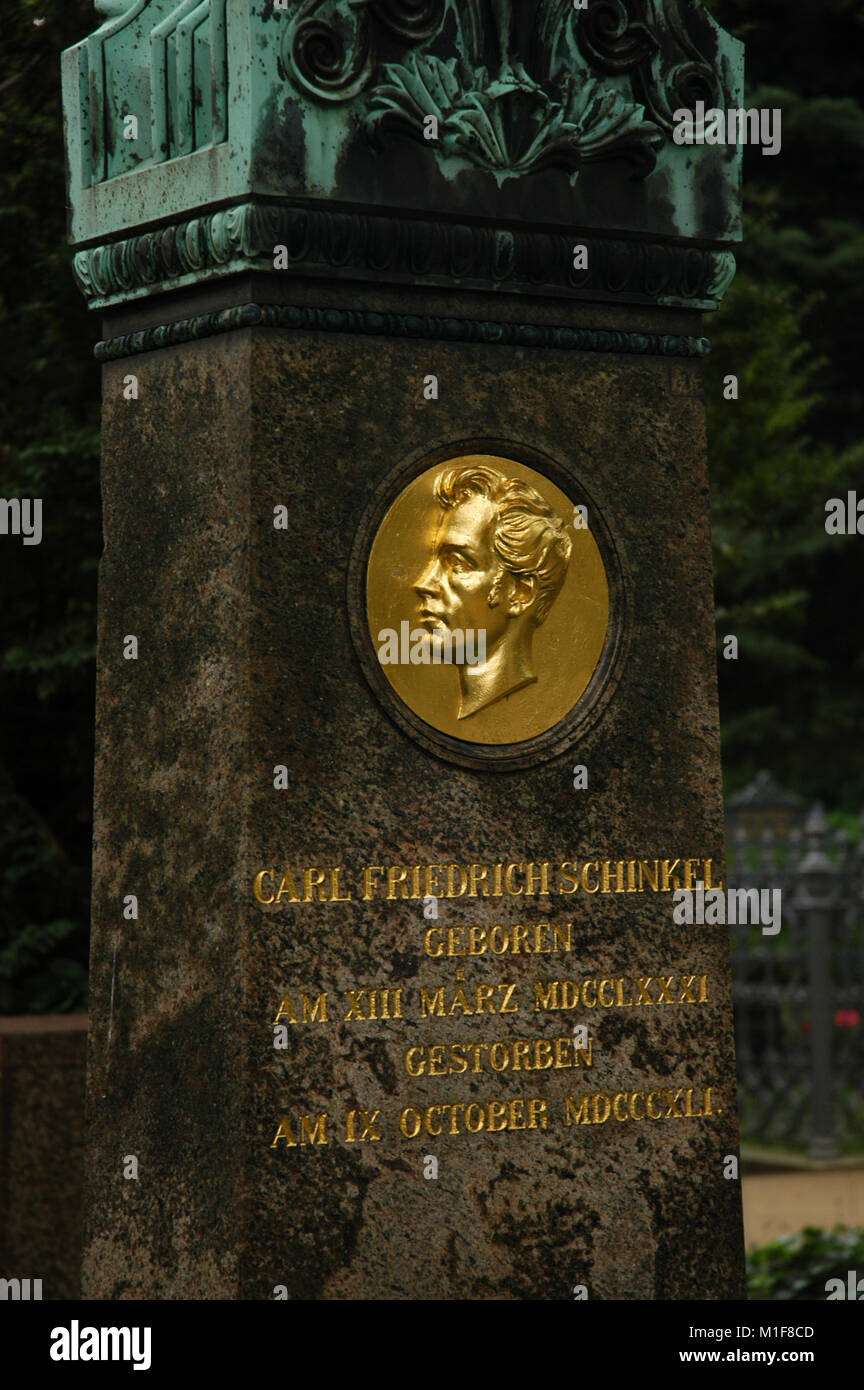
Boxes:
[747,1226,864,1300]
[0,0,99,1012]
[703,0,864,808]
[705,260,864,803]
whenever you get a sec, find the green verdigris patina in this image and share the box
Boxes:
[64,1,742,311]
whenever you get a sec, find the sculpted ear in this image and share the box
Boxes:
[507,574,537,616]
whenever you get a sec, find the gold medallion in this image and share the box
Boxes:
[365,454,609,746]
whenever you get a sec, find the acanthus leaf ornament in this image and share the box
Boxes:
[366,55,662,181]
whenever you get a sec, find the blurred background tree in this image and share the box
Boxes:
[0,0,861,1010]
[0,1,99,1011]
[704,0,864,805]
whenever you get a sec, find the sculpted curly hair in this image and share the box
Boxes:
[433,465,572,624]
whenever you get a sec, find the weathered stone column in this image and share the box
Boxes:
[64,0,746,1299]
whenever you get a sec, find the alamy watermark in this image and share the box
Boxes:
[673,882,781,935]
[825,1271,864,1300]
[825,491,864,535]
[0,1277,42,1300]
[377,621,486,667]
[0,497,42,545]
[50,1321,151,1371]
[673,101,782,157]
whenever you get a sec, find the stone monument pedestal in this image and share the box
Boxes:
[64,0,746,1300]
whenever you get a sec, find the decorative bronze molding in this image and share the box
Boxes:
[74,201,736,310]
[285,1,725,183]
[64,3,743,257]
[93,300,711,362]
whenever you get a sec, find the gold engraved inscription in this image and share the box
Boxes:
[399,1097,549,1137]
[252,856,724,906]
[267,1085,723,1152]
[271,1113,328,1148]
[267,921,726,1154]
[564,1087,716,1125]
[272,972,709,1026]
[404,1036,593,1076]
[533,973,709,1010]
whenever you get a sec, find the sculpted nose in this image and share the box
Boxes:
[414,561,441,597]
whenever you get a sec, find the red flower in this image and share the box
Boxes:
[834,1009,861,1028]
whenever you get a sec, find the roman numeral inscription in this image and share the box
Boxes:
[266,866,723,1157]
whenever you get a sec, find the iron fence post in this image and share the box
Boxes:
[796,805,839,1160]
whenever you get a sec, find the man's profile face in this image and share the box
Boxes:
[414,495,512,644]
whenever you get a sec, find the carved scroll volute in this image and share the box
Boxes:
[370,0,446,42]
[576,0,724,133]
[283,0,445,104]
[576,0,658,75]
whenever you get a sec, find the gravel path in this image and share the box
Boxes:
[743,1170,864,1248]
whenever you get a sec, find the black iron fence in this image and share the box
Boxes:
[727,801,864,1156]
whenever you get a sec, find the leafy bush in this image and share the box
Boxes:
[748,1226,864,1300]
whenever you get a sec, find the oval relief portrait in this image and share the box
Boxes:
[364,452,610,749]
